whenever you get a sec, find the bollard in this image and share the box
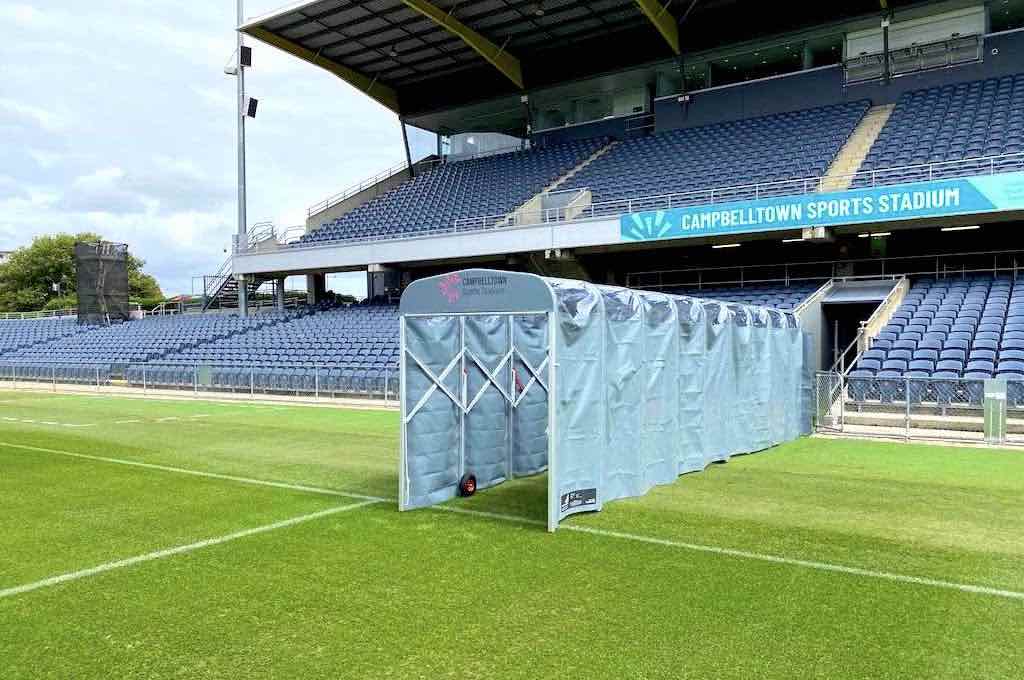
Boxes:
[904,376,911,440]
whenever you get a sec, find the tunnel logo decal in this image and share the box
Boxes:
[439,273,462,303]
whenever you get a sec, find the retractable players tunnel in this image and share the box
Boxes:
[398,269,813,531]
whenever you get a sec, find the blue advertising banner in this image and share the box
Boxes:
[620,172,1024,242]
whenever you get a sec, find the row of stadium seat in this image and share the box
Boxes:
[561,102,869,204]
[853,74,1024,186]
[287,72,1024,248]
[0,303,400,394]
[120,304,400,393]
[300,138,607,244]
[664,281,822,310]
[1,312,291,365]
[0,317,87,356]
[296,103,869,246]
[123,364,395,394]
[848,275,1024,407]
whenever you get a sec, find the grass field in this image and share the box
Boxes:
[1,389,1023,679]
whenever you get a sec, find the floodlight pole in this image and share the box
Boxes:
[236,0,249,316]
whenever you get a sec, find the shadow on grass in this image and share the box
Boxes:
[444,472,549,523]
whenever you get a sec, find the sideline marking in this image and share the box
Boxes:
[0,441,389,503]
[0,499,382,600]
[4,414,217,428]
[434,506,1024,602]
[8,442,1020,602]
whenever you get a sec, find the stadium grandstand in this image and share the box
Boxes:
[3,0,1024,422]
[8,4,1024,675]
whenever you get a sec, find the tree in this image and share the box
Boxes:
[0,233,164,312]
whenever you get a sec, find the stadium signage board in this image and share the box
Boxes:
[620,172,1024,242]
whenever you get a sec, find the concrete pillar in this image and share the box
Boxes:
[802,42,814,70]
[306,273,326,306]
[237,275,249,317]
[275,277,285,311]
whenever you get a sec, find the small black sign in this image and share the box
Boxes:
[560,488,597,513]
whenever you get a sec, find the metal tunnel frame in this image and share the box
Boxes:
[398,269,810,532]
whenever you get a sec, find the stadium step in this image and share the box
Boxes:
[818,103,895,192]
[498,140,620,228]
[543,139,620,194]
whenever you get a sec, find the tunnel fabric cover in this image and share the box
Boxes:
[549,281,806,526]
[399,269,809,530]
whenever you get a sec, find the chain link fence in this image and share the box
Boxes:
[0,361,398,404]
[814,371,1024,445]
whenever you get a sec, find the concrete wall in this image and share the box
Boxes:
[796,281,833,372]
[654,30,1024,132]
[305,156,439,233]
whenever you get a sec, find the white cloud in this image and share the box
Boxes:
[0,98,67,132]
[0,0,411,298]
[1,3,47,27]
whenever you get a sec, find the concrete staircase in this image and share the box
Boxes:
[499,140,619,227]
[544,139,619,193]
[818,104,894,192]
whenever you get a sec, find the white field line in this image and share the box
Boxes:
[7,441,1022,602]
[2,416,94,428]
[0,499,382,600]
[434,506,1024,602]
[2,413,218,428]
[0,441,389,503]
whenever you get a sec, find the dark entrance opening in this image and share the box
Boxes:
[824,302,881,370]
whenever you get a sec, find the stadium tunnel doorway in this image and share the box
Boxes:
[824,302,878,366]
[821,280,898,369]
[399,271,554,525]
[398,269,812,531]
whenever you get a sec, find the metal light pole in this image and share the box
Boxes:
[236,0,249,316]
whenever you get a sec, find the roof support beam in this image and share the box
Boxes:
[242,26,399,112]
[396,0,525,89]
[633,0,681,54]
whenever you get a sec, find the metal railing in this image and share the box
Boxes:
[1,304,143,321]
[0,308,79,320]
[844,34,982,84]
[815,371,1022,446]
[626,248,1024,292]
[0,361,398,403]
[307,160,414,217]
[281,151,1024,250]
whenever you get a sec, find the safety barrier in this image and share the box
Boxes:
[814,370,1024,445]
[0,362,398,403]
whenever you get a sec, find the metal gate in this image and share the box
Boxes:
[814,371,845,432]
[399,312,552,508]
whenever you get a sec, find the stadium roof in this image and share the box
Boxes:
[240,0,931,127]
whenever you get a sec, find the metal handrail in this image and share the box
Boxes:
[858,276,908,335]
[626,248,1024,288]
[285,151,1024,250]
[844,34,982,84]
[794,279,834,316]
[1,303,144,321]
[307,160,413,217]
[0,308,78,320]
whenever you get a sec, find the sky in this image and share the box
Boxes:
[0,0,416,297]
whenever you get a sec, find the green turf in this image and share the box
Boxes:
[1,389,1022,679]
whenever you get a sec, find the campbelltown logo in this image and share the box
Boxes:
[438,273,461,303]
[622,210,674,240]
[461,274,508,288]
[438,272,509,303]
